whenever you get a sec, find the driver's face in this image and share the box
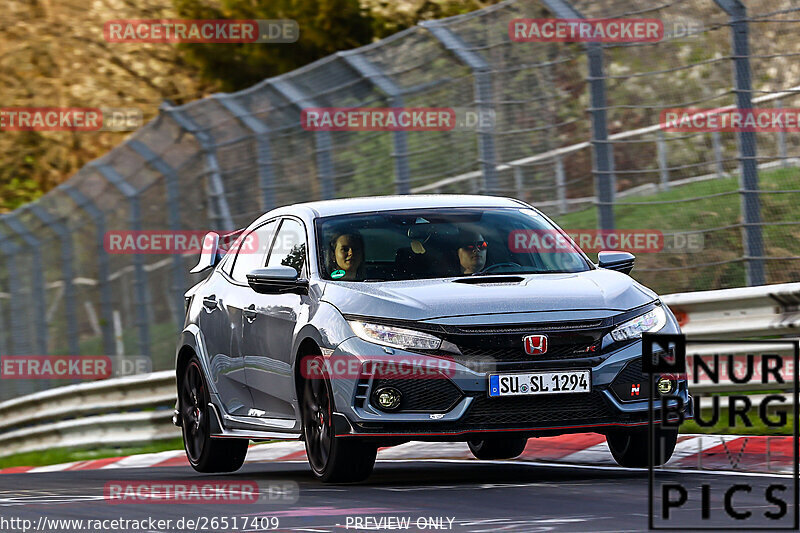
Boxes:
[458,235,487,274]
[334,235,363,276]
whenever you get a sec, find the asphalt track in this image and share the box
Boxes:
[0,459,795,533]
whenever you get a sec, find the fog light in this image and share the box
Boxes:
[657,376,675,395]
[374,387,402,411]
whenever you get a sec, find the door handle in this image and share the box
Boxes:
[202,295,217,310]
[243,304,257,321]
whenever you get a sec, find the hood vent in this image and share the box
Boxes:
[452,276,525,285]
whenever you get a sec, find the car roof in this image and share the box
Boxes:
[290,194,526,218]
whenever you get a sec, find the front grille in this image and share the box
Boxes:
[457,341,600,363]
[426,321,609,368]
[463,390,614,426]
[371,377,462,412]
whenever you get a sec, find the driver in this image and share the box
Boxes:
[329,230,365,280]
[455,228,488,274]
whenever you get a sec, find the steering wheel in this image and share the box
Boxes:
[476,262,522,274]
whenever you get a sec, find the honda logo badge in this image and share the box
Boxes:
[523,334,548,355]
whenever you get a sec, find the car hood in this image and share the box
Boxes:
[320,268,657,322]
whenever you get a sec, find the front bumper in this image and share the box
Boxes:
[328,335,693,440]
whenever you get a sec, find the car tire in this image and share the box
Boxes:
[302,356,377,483]
[180,357,249,473]
[468,437,528,460]
[606,427,678,468]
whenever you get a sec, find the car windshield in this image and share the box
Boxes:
[315,207,591,281]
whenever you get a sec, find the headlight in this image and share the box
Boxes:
[348,321,442,350]
[611,306,667,342]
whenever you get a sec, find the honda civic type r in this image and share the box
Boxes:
[174,195,692,482]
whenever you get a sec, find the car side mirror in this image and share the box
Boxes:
[246,266,309,295]
[597,251,635,275]
[190,232,221,274]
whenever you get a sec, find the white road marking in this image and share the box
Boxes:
[398,458,796,478]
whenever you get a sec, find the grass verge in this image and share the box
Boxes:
[553,166,800,293]
[681,406,792,436]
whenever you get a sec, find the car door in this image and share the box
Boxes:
[223,219,278,415]
[196,254,254,417]
[241,217,309,420]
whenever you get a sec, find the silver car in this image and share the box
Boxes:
[174,195,691,482]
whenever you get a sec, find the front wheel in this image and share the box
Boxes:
[180,357,248,473]
[468,437,528,460]
[607,427,678,468]
[302,357,377,483]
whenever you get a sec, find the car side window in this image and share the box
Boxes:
[267,219,307,276]
[230,221,277,283]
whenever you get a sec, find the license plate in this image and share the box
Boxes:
[488,370,590,397]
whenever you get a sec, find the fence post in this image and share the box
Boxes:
[1,215,48,355]
[269,79,336,200]
[714,0,764,286]
[59,185,116,357]
[128,140,187,331]
[657,131,670,191]
[512,165,524,200]
[541,0,615,230]
[160,103,236,232]
[422,21,498,195]
[213,95,277,210]
[26,205,80,356]
[340,52,412,195]
[0,261,6,356]
[0,237,26,355]
[91,162,152,357]
[0,235,31,396]
[775,98,788,168]
[555,154,567,215]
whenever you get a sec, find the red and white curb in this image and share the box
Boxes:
[0,433,792,475]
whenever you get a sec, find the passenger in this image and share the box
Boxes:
[455,228,488,274]
[328,230,365,280]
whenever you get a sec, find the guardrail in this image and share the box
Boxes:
[0,371,177,458]
[662,282,800,339]
[0,283,797,458]
[662,285,798,404]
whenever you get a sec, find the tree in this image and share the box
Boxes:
[172,0,375,91]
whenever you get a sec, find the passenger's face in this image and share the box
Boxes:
[458,235,487,274]
[334,235,363,275]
